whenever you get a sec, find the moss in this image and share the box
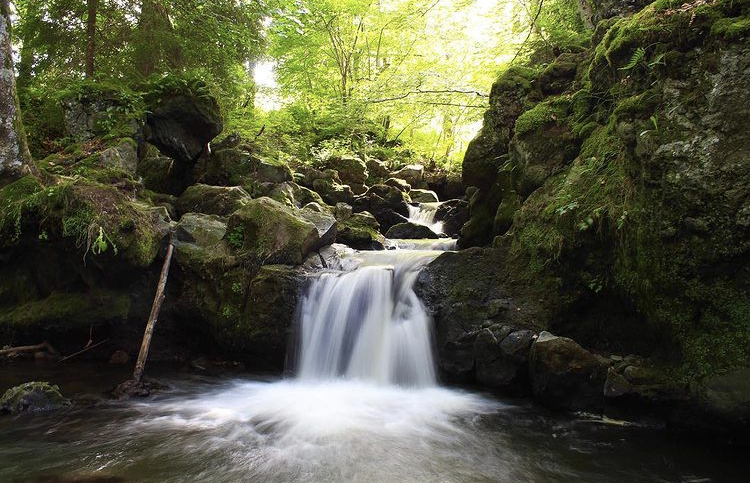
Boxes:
[612,89,661,120]
[514,97,570,136]
[710,15,750,39]
[492,66,541,94]
[0,290,130,332]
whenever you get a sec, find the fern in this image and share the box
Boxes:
[619,47,646,71]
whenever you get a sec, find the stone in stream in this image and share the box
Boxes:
[352,184,410,232]
[0,382,71,414]
[409,189,439,203]
[435,199,469,237]
[336,212,386,250]
[529,331,610,412]
[385,222,440,239]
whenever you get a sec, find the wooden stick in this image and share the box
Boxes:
[58,339,108,363]
[133,242,174,382]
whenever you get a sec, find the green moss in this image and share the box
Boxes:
[493,66,541,93]
[612,89,661,120]
[514,97,570,136]
[710,15,750,39]
[0,291,130,331]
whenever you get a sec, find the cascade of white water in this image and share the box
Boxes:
[296,250,440,387]
[407,202,444,234]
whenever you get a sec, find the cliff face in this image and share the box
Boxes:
[457,0,750,383]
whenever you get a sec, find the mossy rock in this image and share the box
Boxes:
[1,382,71,414]
[227,197,319,265]
[176,184,251,217]
[336,211,385,250]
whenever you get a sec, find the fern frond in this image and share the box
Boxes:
[619,47,646,71]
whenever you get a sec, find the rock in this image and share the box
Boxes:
[176,213,227,246]
[334,202,353,220]
[298,165,340,188]
[0,382,71,414]
[199,149,292,186]
[415,247,552,381]
[435,199,469,237]
[390,164,424,186]
[352,184,410,231]
[99,139,138,174]
[111,379,166,400]
[311,178,354,205]
[137,155,192,195]
[697,367,750,427]
[385,222,440,239]
[108,350,130,364]
[227,197,319,265]
[299,206,338,248]
[474,326,534,389]
[291,182,325,207]
[336,212,386,250]
[385,177,411,192]
[349,183,368,195]
[144,92,223,164]
[326,155,368,185]
[409,189,439,203]
[366,156,390,179]
[493,192,521,235]
[424,171,464,200]
[529,331,609,412]
[176,184,251,216]
[269,181,297,207]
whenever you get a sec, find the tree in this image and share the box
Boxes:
[0,0,34,185]
[85,0,98,77]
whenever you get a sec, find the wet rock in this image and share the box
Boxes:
[353,184,410,232]
[385,222,440,239]
[424,171,464,200]
[390,164,424,186]
[1,382,71,414]
[474,326,534,388]
[111,379,166,400]
[176,184,251,216]
[300,206,338,248]
[227,197,319,265]
[529,332,609,412]
[435,199,469,237]
[336,212,385,250]
[409,189,439,203]
[144,92,223,164]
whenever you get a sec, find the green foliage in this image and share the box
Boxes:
[227,225,245,250]
[619,47,646,71]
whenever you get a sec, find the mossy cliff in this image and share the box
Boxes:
[453,0,750,406]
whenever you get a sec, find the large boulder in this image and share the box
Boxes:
[137,155,192,195]
[425,171,464,200]
[325,155,368,185]
[474,326,535,389]
[435,199,469,237]
[352,184,411,232]
[390,164,424,187]
[227,197,319,265]
[366,156,390,179]
[385,222,440,239]
[1,382,71,414]
[529,332,609,412]
[99,138,138,175]
[299,206,337,248]
[145,93,223,164]
[311,178,354,205]
[384,177,411,192]
[176,184,251,216]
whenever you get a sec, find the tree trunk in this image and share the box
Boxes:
[135,0,179,77]
[0,0,33,187]
[85,0,98,78]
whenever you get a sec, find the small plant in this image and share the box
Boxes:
[231,282,243,294]
[619,47,646,71]
[227,225,245,249]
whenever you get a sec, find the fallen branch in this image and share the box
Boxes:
[0,341,59,357]
[58,339,109,363]
[133,241,175,382]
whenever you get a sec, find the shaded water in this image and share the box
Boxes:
[0,245,745,482]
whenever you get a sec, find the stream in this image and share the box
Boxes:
[0,204,745,482]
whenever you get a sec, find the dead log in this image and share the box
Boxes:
[0,341,59,358]
[133,242,174,382]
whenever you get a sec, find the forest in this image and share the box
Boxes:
[1,0,749,481]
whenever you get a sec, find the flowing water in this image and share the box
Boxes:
[0,237,745,482]
[407,202,444,234]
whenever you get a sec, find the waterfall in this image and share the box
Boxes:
[295,250,441,387]
[407,202,444,234]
